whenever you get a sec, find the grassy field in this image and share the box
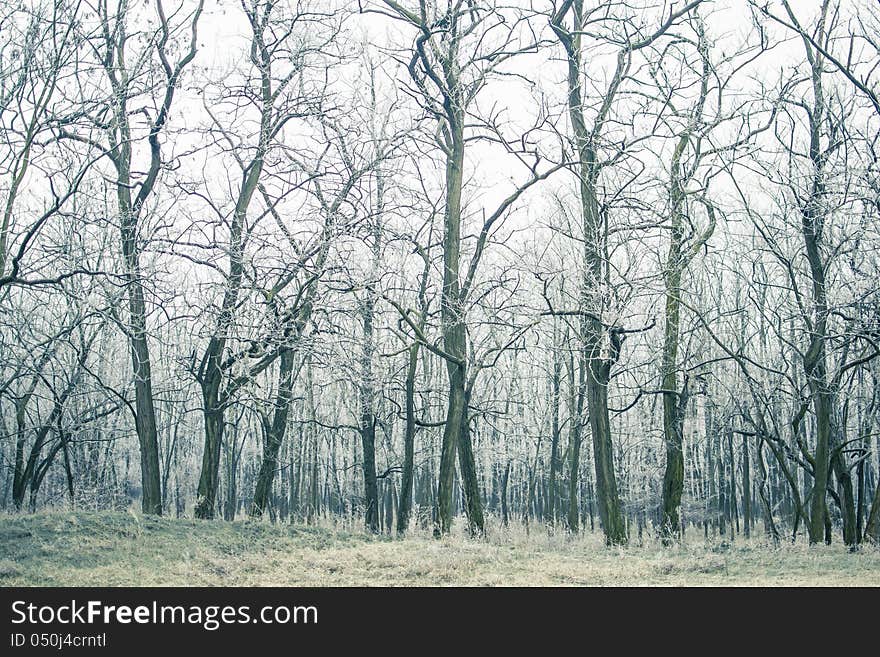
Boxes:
[1,511,878,586]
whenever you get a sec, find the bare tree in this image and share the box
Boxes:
[377,0,564,536]
[63,0,204,515]
[548,0,705,545]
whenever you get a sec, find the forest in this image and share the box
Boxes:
[2,0,880,569]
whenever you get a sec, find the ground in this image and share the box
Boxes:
[1,511,878,586]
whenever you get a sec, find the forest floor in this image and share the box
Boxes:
[1,511,879,586]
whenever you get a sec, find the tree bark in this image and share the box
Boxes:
[742,434,752,538]
[552,0,627,546]
[436,102,483,535]
[547,331,562,525]
[588,357,627,545]
[865,479,880,544]
[251,348,296,517]
[501,461,511,528]
[396,342,419,535]
[112,105,163,517]
[567,350,586,532]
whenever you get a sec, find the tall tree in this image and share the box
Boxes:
[85,0,203,515]
[378,0,562,536]
[549,0,704,545]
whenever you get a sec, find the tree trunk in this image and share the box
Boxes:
[251,349,296,517]
[805,364,832,544]
[798,8,833,544]
[436,106,467,537]
[659,162,686,543]
[361,415,380,532]
[742,434,751,538]
[555,0,627,546]
[195,401,224,519]
[457,383,484,536]
[547,329,562,526]
[865,479,880,544]
[114,148,163,517]
[728,427,739,536]
[125,284,163,516]
[501,461,511,528]
[359,288,379,533]
[660,372,689,544]
[756,438,780,544]
[829,427,858,547]
[397,342,419,535]
[567,352,585,533]
[588,358,627,545]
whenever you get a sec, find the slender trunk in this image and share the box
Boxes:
[251,349,296,516]
[856,424,867,540]
[435,106,485,536]
[798,5,833,544]
[742,434,751,538]
[716,424,726,536]
[125,279,163,516]
[195,400,224,519]
[12,408,27,510]
[806,363,831,544]
[727,427,739,536]
[556,0,626,546]
[457,383,484,535]
[384,479,395,535]
[865,479,880,543]
[60,427,75,507]
[829,424,858,546]
[567,352,586,532]
[660,370,689,543]
[361,415,379,532]
[588,358,627,545]
[397,342,419,535]
[437,106,466,537]
[659,167,686,543]
[115,154,162,516]
[501,461,511,528]
[223,428,238,521]
[548,336,562,525]
[659,19,712,545]
[359,292,379,533]
[756,438,780,544]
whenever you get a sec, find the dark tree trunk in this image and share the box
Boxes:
[125,288,163,517]
[829,429,858,547]
[251,349,296,517]
[553,0,627,546]
[457,383,484,536]
[195,396,225,520]
[501,461,511,528]
[437,361,465,535]
[588,357,627,545]
[436,111,467,536]
[567,351,586,532]
[756,438,780,544]
[361,416,379,532]
[359,286,380,533]
[865,479,880,544]
[727,427,739,536]
[397,343,419,535]
[661,377,689,544]
[112,152,163,517]
[547,332,562,526]
[742,434,751,538]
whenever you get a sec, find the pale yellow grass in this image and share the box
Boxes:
[1,511,878,586]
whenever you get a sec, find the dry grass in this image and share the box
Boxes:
[1,511,878,586]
